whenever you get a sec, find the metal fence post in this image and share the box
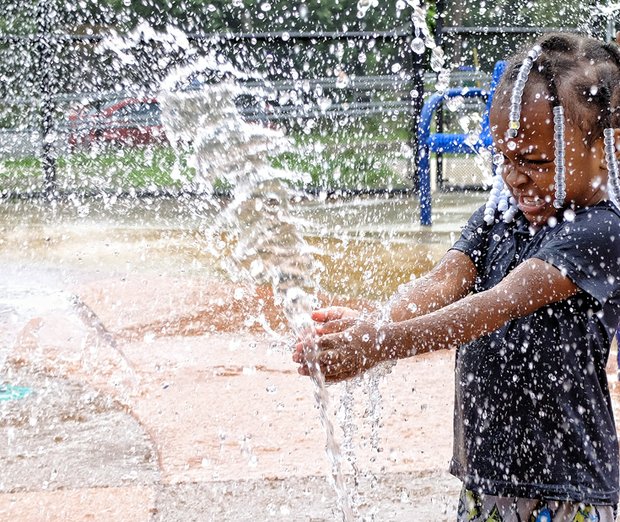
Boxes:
[36,0,56,196]
[434,0,445,190]
[409,9,430,225]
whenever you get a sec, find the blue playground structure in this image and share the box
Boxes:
[417,61,507,225]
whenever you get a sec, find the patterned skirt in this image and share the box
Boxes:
[457,487,616,522]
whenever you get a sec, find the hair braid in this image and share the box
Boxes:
[602,43,620,129]
[599,42,620,208]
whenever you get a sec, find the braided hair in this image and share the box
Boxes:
[484,33,620,224]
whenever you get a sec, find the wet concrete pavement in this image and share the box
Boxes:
[0,192,617,521]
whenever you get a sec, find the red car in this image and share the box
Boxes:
[68,98,166,147]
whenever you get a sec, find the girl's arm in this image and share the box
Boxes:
[301,257,579,381]
[386,249,478,321]
[311,249,478,335]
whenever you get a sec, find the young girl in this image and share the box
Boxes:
[294,33,620,521]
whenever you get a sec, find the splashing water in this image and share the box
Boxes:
[159,54,355,520]
[357,0,379,19]
[405,0,450,92]
[99,11,452,516]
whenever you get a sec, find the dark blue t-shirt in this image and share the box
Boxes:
[449,201,620,504]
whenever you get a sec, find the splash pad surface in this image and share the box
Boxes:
[0,193,617,521]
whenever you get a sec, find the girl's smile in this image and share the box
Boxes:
[516,193,547,215]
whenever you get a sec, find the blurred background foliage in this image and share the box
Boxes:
[0,0,604,97]
[0,1,600,36]
[0,0,613,193]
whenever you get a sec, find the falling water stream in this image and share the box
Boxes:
[159,59,357,518]
[153,4,450,517]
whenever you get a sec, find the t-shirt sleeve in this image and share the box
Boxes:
[450,205,491,273]
[532,207,620,307]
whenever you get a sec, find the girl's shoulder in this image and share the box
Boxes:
[573,200,620,222]
[559,201,620,236]
[537,201,620,265]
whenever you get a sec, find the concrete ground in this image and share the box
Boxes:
[0,192,617,521]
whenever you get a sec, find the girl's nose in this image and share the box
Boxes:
[503,166,530,188]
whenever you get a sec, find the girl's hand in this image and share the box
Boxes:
[311,306,360,336]
[293,319,385,382]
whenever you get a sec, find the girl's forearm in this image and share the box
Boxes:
[378,258,579,361]
[386,250,477,322]
[380,288,516,359]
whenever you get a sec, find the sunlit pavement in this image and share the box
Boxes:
[0,191,617,521]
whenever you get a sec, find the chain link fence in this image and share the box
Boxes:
[1,5,595,199]
[0,25,432,197]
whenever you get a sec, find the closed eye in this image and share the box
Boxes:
[523,158,553,165]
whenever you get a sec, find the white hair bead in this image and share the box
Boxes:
[604,128,620,208]
[552,105,566,209]
[503,197,519,223]
[507,44,542,138]
[483,173,506,225]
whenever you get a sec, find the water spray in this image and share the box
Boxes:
[160,56,355,520]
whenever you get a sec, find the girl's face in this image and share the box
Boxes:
[490,82,607,227]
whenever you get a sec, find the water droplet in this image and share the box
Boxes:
[357,0,372,17]
[507,141,517,151]
[249,259,264,278]
[318,97,332,111]
[260,2,271,11]
[335,71,350,88]
[563,209,576,222]
[430,47,445,72]
[445,96,464,112]
[410,37,425,55]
